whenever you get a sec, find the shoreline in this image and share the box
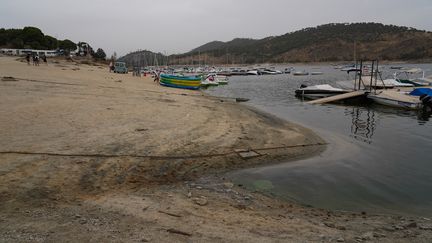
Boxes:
[1,56,432,242]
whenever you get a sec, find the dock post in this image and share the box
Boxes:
[358,60,363,91]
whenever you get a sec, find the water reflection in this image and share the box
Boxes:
[206,64,432,216]
[346,107,376,144]
[417,109,432,124]
[370,104,431,125]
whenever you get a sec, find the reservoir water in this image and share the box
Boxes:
[205,64,432,217]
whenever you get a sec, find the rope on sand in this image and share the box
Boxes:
[3,76,249,102]
[0,142,327,160]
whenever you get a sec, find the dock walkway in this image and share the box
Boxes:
[307,90,366,104]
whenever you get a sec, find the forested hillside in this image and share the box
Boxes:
[172,23,432,64]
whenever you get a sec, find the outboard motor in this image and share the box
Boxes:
[420,94,432,112]
[300,84,308,89]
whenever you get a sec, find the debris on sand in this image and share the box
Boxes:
[1,76,17,81]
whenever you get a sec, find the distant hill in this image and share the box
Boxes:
[191,38,259,53]
[172,23,432,64]
[117,50,167,67]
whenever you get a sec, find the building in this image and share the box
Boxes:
[0,48,59,57]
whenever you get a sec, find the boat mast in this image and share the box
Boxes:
[353,40,357,63]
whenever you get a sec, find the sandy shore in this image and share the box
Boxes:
[1,56,431,242]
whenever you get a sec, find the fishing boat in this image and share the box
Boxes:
[295,84,349,99]
[159,74,201,90]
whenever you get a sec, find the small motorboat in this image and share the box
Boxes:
[247,70,260,75]
[341,64,356,71]
[397,78,430,87]
[395,68,430,87]
[295,84,349,100]
[292,70,309,76]
[201,74,223,87]
[381,79,413,87]
[284,67,293,74]
[311,71,324,75]
[260,69,280,75]
[390,66,403,70]
[367,90,422,109]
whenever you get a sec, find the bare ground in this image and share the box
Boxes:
[0,56,431,242]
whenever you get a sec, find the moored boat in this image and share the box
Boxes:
[395,68,430,87]
[367,90,421,109]
[381,78,413,87]
[159,74,201,90]
[311,71,324,75]
[295,84,349,99]
[292,70,309,76]
[284,67,293,74]
[247,70,260,75]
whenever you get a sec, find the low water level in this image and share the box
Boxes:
[205,64,432,216]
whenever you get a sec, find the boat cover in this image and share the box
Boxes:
[409,88,432,96]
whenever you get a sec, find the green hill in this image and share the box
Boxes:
[117,50,167,67]
[0,26,77,51]
[172,22,432,64]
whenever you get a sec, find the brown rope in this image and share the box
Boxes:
[0,142,326,160]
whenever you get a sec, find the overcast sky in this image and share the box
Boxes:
[1,0,431,56]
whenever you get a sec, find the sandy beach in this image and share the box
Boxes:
[1,56,432,242]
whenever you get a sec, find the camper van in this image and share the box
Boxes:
[114,62,128,74]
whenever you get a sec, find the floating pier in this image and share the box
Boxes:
[307,90,366,104]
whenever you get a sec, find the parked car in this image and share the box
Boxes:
[114,62,128,74]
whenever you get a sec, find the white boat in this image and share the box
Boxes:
[311,71,323,75]
[367,90,421,109]
[341,64,356,71]
[284,67,293,74]
[292,70,309,76]
[201,75,219,87]
[414,77,432,85]
[395,68,430,87]
[216,77,228,85]
[205,74,228,85]
[247,70,260,75]
[381,79,413,87]
[360,76,395,89]
[260,68,280,75]
[295,84,349,99]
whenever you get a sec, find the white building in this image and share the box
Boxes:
[0,48,59,57]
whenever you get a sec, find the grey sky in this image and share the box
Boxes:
[1,0,431,56]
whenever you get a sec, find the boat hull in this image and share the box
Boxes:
[398,79,430,87]
[368,94,420,109]
[159,74,201,90]
[295,90,348,100]
[293,72,309,76]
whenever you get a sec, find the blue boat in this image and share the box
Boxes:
[159,74,201,90]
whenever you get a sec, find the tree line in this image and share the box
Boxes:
[0,26,106,59]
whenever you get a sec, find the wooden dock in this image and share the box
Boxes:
[307,90,366,104]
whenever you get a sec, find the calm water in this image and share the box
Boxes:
[205,63,432,216]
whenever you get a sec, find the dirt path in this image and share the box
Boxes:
[1,56,431,242]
